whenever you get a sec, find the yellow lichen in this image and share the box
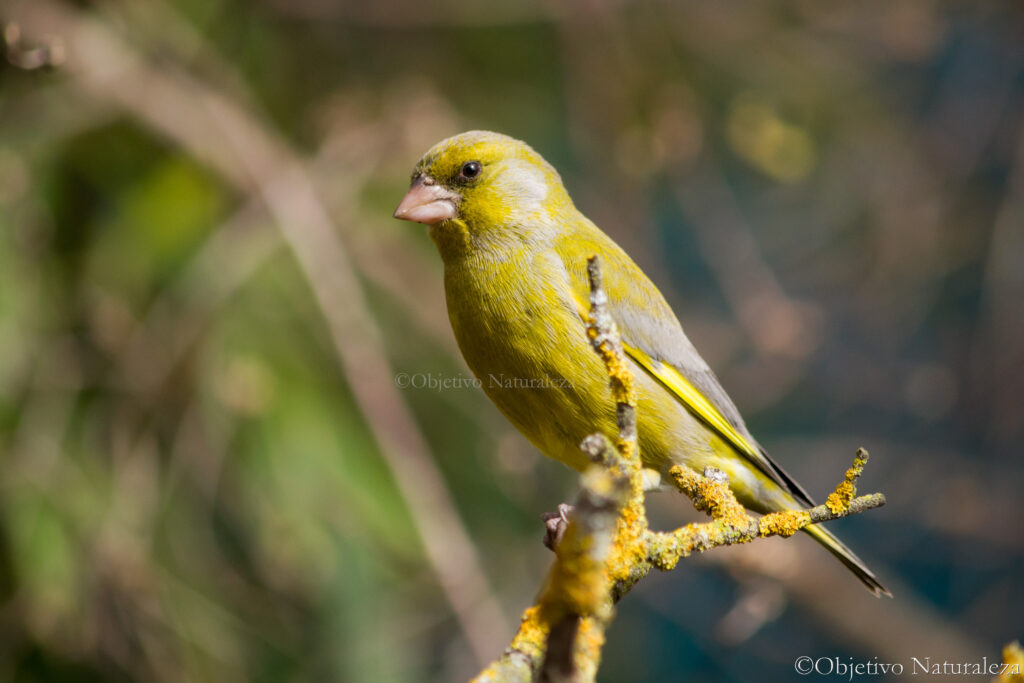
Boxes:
[646,530,686,570]
[826,481,854,514]
[606,514,647,583]
[573,616,607,679]
[759,509,812,537]
[592,337,638,410]
[543,535,607,617]
[669,465,749,529]
[825,449,869,514]
[508,605,550,657]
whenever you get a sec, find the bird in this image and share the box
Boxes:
[393,130,888,596]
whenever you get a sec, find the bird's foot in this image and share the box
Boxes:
[541,503,575,551]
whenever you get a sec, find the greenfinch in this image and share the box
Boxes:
[394,130,887,596]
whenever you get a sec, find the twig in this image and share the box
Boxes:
[646,457,885,572]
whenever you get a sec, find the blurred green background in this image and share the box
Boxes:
[1,1,1022,681]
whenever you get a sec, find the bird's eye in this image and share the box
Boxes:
[459,161,482,180]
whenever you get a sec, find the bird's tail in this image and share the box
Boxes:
[802,523,891,597]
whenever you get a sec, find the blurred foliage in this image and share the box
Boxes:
[1,0,1023,681]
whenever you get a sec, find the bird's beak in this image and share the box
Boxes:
[393,177,458,225]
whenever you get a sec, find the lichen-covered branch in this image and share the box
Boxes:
[646,455,886,572]
[471,257,887,682]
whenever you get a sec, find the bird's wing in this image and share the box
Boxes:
[559,225,814,506]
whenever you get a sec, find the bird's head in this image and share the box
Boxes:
[394,131,572,248]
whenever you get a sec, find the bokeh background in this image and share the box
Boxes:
[1,1,1022,681]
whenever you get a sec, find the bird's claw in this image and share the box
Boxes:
[541,503,575,550]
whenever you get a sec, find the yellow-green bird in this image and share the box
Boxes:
[394,130,888,596]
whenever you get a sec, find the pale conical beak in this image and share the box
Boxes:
[393,177,458,225]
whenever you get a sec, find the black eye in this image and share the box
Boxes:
[459,161,482,180]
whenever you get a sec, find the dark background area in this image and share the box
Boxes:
[0,1,1022,680]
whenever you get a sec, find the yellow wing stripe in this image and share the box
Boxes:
[624,345,760,460]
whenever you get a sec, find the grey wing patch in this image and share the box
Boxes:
[611,289,751,436]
